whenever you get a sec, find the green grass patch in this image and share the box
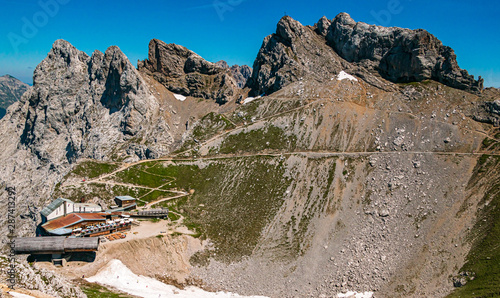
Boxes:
[136,190,178,207]
[218,125,297,154]
[230,97,304,125]
[81,282,134,298]
[399,80,433,88]
[184,219,202,238]
[163,156,291,261]
[177,112,236,151]
[168,212,180,221]
[481,137,496,150]
[192,112,235,139]
[448,155,500,297]
[56,156,291,264]
[72,161,119,179]
[114,168,169,188]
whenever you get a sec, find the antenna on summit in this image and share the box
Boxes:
[284,11,287,17]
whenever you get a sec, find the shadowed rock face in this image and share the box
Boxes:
[231,65,252,88]
[138,39,249,104]
[247,13,483,95]
[470,88,500,126]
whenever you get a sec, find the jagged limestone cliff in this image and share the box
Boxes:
[138,39,250,104]
[247,14,484,95]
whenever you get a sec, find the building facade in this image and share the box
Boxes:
[41,198,102,222]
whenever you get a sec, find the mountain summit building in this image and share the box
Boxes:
[40,198,102,222]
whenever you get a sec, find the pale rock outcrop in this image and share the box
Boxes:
[20,39,172,164]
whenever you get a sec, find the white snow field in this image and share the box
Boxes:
[243,95,262,104]
[86,259,268,298]
[336,71,358,82]
[173,94,187,101]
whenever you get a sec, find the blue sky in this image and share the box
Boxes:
[1,0,499,88]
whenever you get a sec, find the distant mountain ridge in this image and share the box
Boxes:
[0,74,29,118]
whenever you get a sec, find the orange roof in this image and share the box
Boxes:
[42,213,106,232]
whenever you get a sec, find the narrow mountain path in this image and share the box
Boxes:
[170,89,500,159]
[69,81,500,192]
[136,177,175,198]
[142,192,190,210]
[82,150,500,186]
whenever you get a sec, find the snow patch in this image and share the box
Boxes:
[243,95,262,105]
[337,291,374,298]
[337,71,358,82]
[86,259,268,298]
[173,94,186,101]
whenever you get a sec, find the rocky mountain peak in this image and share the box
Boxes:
[138,38,246,104]
[95,44,150,114]
[33,39,90,87]
[215,61,252,88]
[19,39,172,164]
[248,14,484,95]
[326,13,483,92]
[49,39,85,58]
[333,12,356,26]
[246,15,353,96]
[44,39,88,67]
[314,16,331,36]
[230,65,252,88]
[276,15,305,43]
[215,60,229,69]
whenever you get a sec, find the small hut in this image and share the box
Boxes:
[114,196,137,210]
